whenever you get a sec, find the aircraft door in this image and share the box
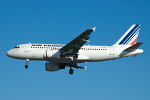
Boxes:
[110,47,114,55]
[24,45,29,52]
[43,50,60,58]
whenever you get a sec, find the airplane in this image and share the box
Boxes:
[6,24,144,75]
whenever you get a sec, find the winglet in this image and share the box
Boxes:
[92,27,96,31]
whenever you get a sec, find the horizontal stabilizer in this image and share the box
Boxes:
[124,42,143,52]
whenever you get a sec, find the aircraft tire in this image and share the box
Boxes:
[69,69,74,75]
[25,65,28,69]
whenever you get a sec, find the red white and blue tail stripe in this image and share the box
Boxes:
[115,24,140,45]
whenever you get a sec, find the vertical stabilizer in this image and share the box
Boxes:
[114,24,141,45]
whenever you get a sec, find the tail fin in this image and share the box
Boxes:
[114,24,141,45]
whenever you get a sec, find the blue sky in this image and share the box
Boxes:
[0,0,150,100]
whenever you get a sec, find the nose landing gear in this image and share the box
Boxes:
[25,65,28,69]
[25,59,29,69]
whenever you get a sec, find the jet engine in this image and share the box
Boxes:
[45,62,65,71]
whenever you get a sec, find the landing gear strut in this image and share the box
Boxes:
[25,59,29,69]
[69,68,74,75]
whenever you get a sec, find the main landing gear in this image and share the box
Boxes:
[69,68,74,75]
[68,63,87,75]
[25,59,29,69]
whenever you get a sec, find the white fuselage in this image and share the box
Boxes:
[6,43,144,63]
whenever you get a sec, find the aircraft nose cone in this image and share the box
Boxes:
[6,50,11,57]
[6,50,15,58]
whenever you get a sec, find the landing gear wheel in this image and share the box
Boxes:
[25,65,28,69]
[69,69,74,75]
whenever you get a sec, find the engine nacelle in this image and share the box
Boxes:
[43,50,60,58]
[45,62,65,71]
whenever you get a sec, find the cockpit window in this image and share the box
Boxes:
[14,46,20,48]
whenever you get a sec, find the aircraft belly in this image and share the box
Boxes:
[45,58,73,63]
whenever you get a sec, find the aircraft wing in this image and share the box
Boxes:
[60,27,96,57]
